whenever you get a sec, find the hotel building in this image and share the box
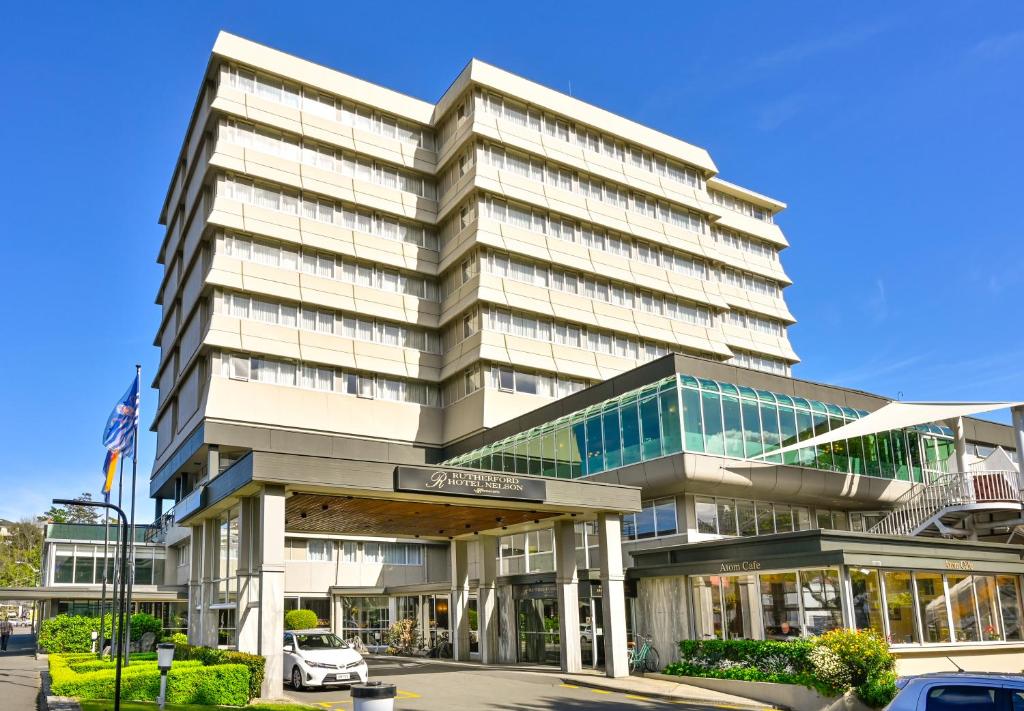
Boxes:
[30,32,1024,696]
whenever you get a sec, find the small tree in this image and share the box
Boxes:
[284,608,318,630]
[384,618,421,655]
[41,493,100,524]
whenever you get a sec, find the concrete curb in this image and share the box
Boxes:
[563,675,780,710]
[39,662,82,711]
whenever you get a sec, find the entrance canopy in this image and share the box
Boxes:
[767,401,1023,460]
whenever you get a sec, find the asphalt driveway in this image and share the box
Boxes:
[285,657,729,710]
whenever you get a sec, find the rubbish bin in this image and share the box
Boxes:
[351,681,397,711]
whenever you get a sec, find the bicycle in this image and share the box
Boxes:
[627,634,661,673]
[427,630,452,659]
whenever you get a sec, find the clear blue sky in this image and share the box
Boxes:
[1,2,1021,523]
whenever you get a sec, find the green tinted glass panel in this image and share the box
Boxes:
[621,400,642,465]
[659,389,682,455]
[760,402,782,463]
[701,390,725,455]
[602,408,622,470]
[741,398,762,458]
[529,436,543,475]
[640,395,662,460]
[555,425,572,478]
[795,409,815,467]
[681,387,704,453]
[778,406,799,465]
[863,434,880,476]
[848,435,865,475]
[722,395,744,458]
[586,415,604,475]
[571,419,586,477]
[541,432,557,478]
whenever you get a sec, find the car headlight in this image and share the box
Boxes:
[304,660,335,669]
[346,660,364,669]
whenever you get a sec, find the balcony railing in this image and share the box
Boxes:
[145,503,177,543]
[868,469,1023,537]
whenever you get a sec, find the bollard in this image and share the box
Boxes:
[350,681,397,711]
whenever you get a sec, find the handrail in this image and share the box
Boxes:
[145,504,178,543]
[868,470,1023,537]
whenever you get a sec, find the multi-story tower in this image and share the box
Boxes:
[153,32,797,482]
[123,32,1024,692]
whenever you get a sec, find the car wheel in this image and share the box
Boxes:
[291,666,304,691]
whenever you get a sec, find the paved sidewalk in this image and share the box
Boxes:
[0,627,43,710]
[560,670,776,709]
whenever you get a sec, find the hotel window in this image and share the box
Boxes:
[363,542,423,566]
[306,540,332,562]
[341,541,358,563]
[694,496,810,537]
[623,498,678,540]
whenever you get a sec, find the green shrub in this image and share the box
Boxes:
[39,615,109,653]
[128,612,163,642]
[166,664,251,706]
[223,651,265,701]
[815,628,894,688]
[284,609,318,630]
[169,632,188,646]
[857,670,898,709]
[49,653,250,705]
[669,632,897,706]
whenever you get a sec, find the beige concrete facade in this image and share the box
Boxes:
[152,31,799,478]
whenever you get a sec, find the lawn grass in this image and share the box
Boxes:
[79,701,323,711]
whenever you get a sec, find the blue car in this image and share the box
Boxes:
[885,673,1024,711]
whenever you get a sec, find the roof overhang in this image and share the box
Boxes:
[767,401,1024,460]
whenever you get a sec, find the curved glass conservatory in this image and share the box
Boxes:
[443,374,955,482]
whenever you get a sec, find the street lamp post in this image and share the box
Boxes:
[156,642,175,710]
[52,499,130,711]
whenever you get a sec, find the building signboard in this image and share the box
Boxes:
[394,467,547,502]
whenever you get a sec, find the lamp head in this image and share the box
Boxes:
[156,642,175,671]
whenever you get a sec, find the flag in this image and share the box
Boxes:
[102,374,140,460]
[102,449,119,503]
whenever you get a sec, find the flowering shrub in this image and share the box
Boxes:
[808,645,851,690]
[667,631,897,708]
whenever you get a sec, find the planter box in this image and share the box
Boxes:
[646,673,872,711]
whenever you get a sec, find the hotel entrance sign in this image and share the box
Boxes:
[394,467,547,502]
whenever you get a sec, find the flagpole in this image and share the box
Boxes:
[99,460,120,656]
[124,364,141,665]
[113,452,126,658]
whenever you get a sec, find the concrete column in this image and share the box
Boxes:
[187,524,204,644]
[200,519,219,648]
[206,445,220,481]
[953,417,969,474]
[257,485,286,698]
[555,521,582,673]
[477,535,499,664]
[1012,407,1024,475]
[236,497,260,654]
[497,584,517,663]
[450,540,471,660]
[597,513,629,678]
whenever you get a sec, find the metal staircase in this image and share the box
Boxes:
[868,468,1024,538]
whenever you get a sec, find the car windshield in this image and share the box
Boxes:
[294,633,347,650]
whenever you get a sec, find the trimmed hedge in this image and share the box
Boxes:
[49,645,260,706]
[39,613,165,652]
[666,630,897,708]
[284,608,318,630]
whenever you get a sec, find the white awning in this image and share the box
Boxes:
[767,401,1023,459]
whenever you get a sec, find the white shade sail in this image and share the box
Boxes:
[766,401,1023,459]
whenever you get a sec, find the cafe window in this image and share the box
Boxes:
[760,572,801,638]
[916,572,949,643]
[799,568,843,635]
[885,570,916,644]
[850,568,885,635]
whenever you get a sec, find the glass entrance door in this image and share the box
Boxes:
[580,596,604,667]
[517,598,560,664]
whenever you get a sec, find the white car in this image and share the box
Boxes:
[284,630,369,690]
